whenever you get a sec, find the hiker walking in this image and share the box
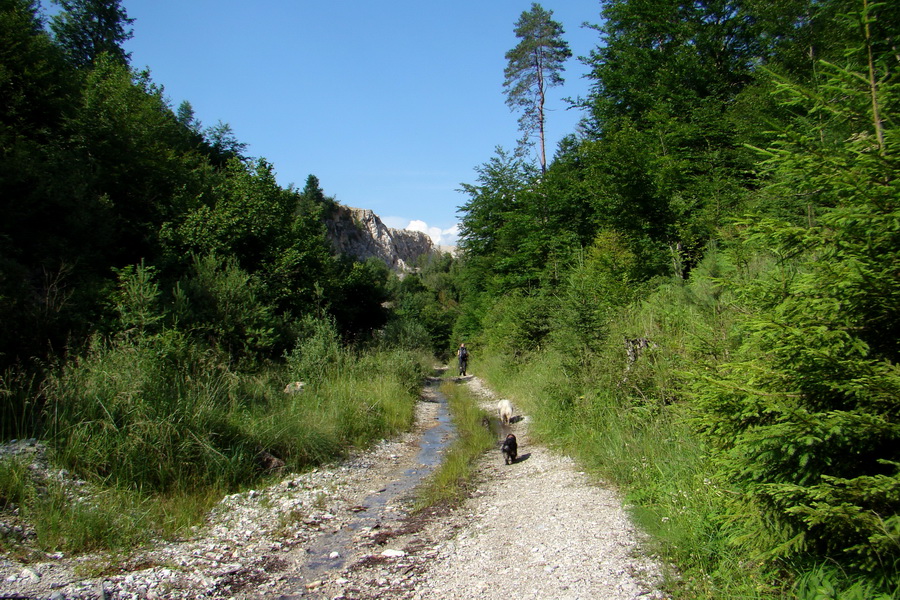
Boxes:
[457,343,469,376]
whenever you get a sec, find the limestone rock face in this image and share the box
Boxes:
[325,205,437,272]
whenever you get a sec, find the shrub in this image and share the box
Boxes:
[173,253,277,358]
[380,317,432,352]
[691,57,900,585]
[284,315,343,382]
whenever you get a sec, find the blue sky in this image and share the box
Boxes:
[117,1,603,246]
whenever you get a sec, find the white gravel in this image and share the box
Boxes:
[0,374,668,600]
[407,377,666,600]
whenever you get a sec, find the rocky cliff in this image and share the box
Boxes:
[325,205,437,272]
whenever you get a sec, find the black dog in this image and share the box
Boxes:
[501,434,517,465]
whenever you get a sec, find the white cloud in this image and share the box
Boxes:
[407,220,459,248]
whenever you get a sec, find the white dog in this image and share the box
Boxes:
[498,399,513,425]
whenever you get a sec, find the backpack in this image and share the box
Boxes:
[459,347,468,359]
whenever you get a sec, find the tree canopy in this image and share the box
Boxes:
[50,0,133,68]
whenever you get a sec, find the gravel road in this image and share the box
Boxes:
[0,374,667,600]
[340,376,668,600]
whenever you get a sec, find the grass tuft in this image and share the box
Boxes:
[415,378,495,509]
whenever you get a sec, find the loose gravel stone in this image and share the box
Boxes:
[339,376,668,600]
[0,374,667,600]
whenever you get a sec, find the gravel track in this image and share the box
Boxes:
[0,374,667,600]
[341,376,667,600]
[406,376,666,600]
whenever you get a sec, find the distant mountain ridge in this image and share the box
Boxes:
[324,204,438,272]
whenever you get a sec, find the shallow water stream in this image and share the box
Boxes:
[297,379,456,582]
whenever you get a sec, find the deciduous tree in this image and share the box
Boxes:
[581,0,765,273]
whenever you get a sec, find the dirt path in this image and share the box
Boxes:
[340,376,667,600]
[0,374,666,600]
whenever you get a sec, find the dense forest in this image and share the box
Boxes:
[457,0,899,597]
[1,0,897,598]
[1,0,455,559]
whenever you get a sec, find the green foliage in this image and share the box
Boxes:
[387,253,460,354]
[202,120,247,165]
[0,456,30,510]
[30,482,154,553]
[584,0,760,126]
[691,12,900,584]
[172,159,295,266]
[549,231,644,358]
[479,291,551,360]
[71,57,196,260]
[174,254,276,358]
[577,0,782,271]
[0,0,72,130]
[0,453,222,555]
[380,318,433,352]
[457,147,582,296]
[46,335,250,492]
[50,0,134,69]
[300,173,337,214]
[458,147,537,261]
[44,327,429,494]
[285,315,343,383]
[111,261,163,337]
[0,0,83,361]
[795,565,898,600]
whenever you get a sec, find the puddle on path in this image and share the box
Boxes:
[297,377,456,582]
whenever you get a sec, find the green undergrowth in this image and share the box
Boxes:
[414,377,495,509]
[476,354,788,599]
[473,253,900,598]
[46,337,430,494]
[471,263,792,598]
[2,326,433,556]
[0,456,220,557]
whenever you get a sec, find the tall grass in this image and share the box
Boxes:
[0,455,222,557]
[0,367,42,439]
[473,269,789,599]
[5,325,433,554]
[45,333,430,494]
[0,456,31,510]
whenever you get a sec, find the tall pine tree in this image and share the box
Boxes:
[503,2,571,173]
[50,0,133,68]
